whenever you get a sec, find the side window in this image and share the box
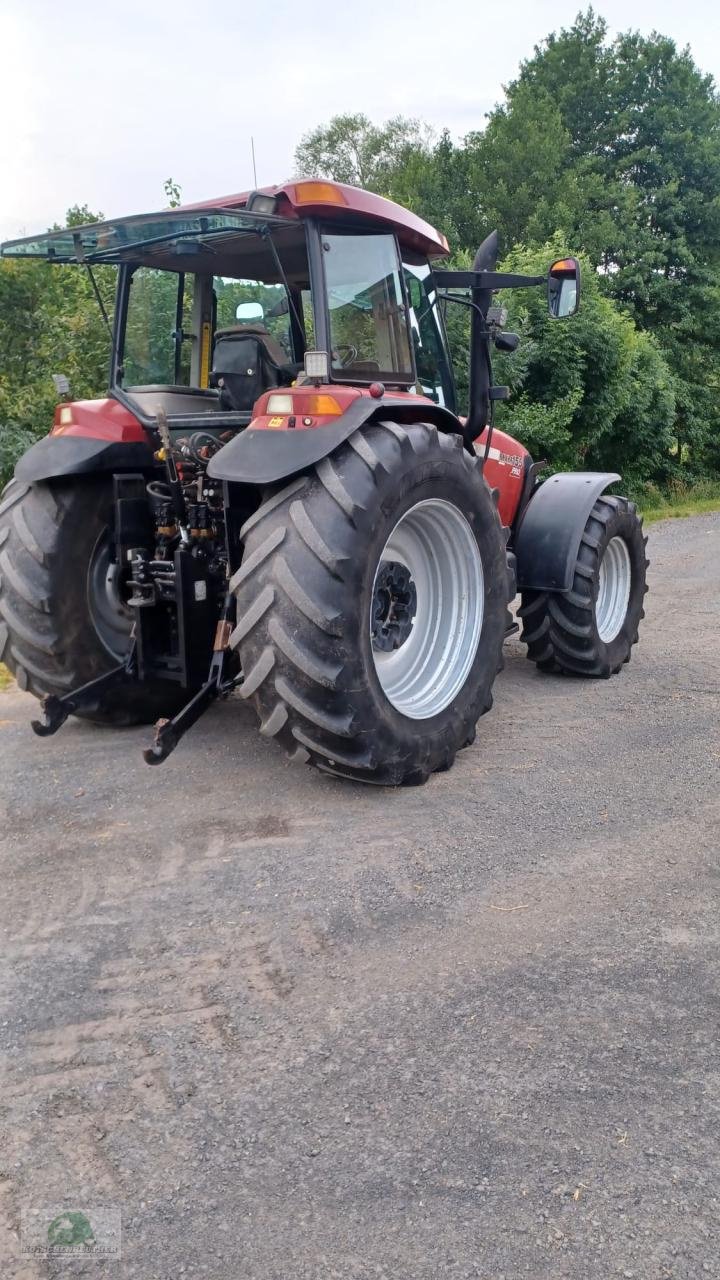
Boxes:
[123,268,193,387]
[404,263,455,409]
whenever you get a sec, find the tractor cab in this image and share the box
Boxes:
[1,181,457,437]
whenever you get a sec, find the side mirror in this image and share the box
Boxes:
[548,257,580,318]
[235,301,264,323]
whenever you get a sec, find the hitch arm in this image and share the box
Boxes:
[143,678,222,765]
[143,592,237,766]
[31,647,138,737]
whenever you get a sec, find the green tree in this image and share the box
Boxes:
[492,239,676,484]
[462,85,581,252]
[294,113,433,193]
[0,206,113,486]
[499,9,720,473]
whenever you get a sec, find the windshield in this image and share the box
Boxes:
[323,232,413,384]
[120,260,307,395]
[214,277,292,358]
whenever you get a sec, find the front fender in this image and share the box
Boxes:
[514,471,620,591]
[207,397,463,487]
[15,435,155,485]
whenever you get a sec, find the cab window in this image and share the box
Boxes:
[123,267,193,387]
[403,261,455,410]
[323,233,413,382]
[213,277,293,360]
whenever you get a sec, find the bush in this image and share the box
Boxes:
[490,238,677,485]
[0,250,113,490]
[0,420,41,489]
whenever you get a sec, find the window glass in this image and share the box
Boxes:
[323,233,413,381]
[301,289,316,348]
[403,261,455,409]
[213,277,293,359]
[123,268,193,386]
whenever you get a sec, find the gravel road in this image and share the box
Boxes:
[1,512,719,1279]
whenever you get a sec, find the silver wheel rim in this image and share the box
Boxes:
[596,536,632,642]
[370,499,484,719]
[87,531,134,660]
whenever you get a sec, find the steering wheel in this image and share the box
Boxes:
[333,344,359,368]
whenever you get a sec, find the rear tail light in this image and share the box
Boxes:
[266,393,294,414]
[265,391,342,417]
[302,394,342,416]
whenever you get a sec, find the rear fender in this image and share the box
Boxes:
[514,471,620,592]
[207,396,464,487]
[15,435,155,485]
[13,397,154,485]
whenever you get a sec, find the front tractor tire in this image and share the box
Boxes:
[230,421,510,786]
[0,477,187,725]
[518,494,648,677]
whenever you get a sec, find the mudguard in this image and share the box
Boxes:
[207,396,463,487]
[514,471,620,592]
[15,435,155,485]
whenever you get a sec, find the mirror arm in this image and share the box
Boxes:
[437,292,502,459]
[434,270,546,291]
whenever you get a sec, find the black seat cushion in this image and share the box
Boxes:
[211,327,298,413]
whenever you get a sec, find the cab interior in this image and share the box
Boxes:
[117,221,312,427]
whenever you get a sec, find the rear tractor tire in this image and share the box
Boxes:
[0,477,190,725]
[230,421,511,785]
[518,494,648,677]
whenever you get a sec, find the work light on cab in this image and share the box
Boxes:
[304,350,330,383]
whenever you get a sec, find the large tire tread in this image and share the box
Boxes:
[0,477,188,724]
[518,494,649,678]
[231,422,510,785]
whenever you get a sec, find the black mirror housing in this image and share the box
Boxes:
[548,257,580,318]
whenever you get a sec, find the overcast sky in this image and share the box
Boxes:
[1,0,718,242]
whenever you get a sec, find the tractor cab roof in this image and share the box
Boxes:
[0,179,450,272]
[178,180,450,257]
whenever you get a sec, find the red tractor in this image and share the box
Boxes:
[0,180,647,785]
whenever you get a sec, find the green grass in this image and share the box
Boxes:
[643,496,720,523]
[634,479,720,524]
[0,664,13,690]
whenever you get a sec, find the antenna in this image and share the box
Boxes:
[251,136,258,188]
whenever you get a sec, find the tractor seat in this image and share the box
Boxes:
[210,326,298,413]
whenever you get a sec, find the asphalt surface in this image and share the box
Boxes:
[1,512,719,1279]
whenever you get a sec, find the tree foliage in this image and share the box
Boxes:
[494,240,676,483]
[0,206,113,485]
[294,10,720,488]
[295,113,433,194]
[503,11,720,473]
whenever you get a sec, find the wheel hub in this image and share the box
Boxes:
[371,560,417,652]
[87,531,134,660]
[370,499,485,720]
[596,535,632,642]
